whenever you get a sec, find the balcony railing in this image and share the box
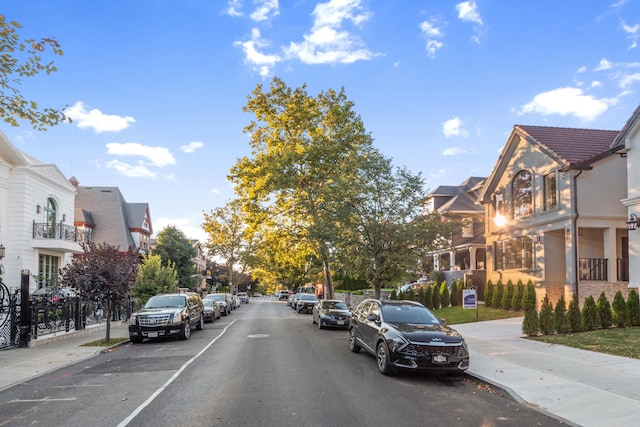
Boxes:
[578,258,608,281]
[33,221,91,244]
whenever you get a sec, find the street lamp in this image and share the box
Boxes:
[626,213,640,231]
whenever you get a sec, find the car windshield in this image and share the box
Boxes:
[208,295,225,302]
[300,294,317,301]
[203,300,213,307]
[145,295,186,309]
[381,304,440,325]
[322,301,347,310]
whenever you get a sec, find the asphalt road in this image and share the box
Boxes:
[0,298,563,426]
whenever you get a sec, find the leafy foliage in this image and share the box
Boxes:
[596,291,612,329]
[0,15,68,130]
[152,225,197,290]
[554,294,570,334]
[582,295,600,331]
[131,253,177,306]
[450,281,460,306]
[521,282,539,336]
[568,297,583,333]
[538,294,554,335]
[628,289,640,327]
[502,280,514,310]
[511,280,524,311]
[611,291,628,328]
[484,280,494,307]
[439,282,450,308]
[492,281,504,309]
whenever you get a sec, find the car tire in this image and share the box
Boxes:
[180,321,191,340]
[376,341,393,375]
[130,335,143,344]
[317,318,323,329]
[348,328,361,353]
[196,314,204,330]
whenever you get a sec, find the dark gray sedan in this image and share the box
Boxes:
[312,299,351,329]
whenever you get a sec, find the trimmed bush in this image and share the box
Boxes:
[521,282,539,336]
[568,297,583,333]
[512,280,524,311]
[596,291,612,329]
[628,289,640,326]
[502,280,514,310]
[582,296,600,331]
[539,294,554,335]
[439,282,450,308]
[611,291,628,328]
[450,281,460,306]
[424,286,433,310]
[484,281,494,307]
[390,289,397,300]
[432,283,441,309]
[493,281,504,309]
[554,295,570,334]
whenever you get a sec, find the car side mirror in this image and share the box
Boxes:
[439,317,446,324]
[366,314,379,322]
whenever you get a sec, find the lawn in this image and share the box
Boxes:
[433,305,523,324]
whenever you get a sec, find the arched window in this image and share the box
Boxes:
[512,170,532,219]
[44,198,57,225]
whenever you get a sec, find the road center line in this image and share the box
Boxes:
[116,320,237,427]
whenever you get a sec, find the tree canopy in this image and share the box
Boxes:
[151,225,197,290]
[0,14,68,130]
[131,252,177,306]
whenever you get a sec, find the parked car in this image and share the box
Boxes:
[277,290,291,300]
[348,299,469,375]
[296,293,318,313]
[202,298,221,322]
[237,292,249,304]
[288,293,298,308]
[312,299,351,329]
[32,287,77,303]
[128,292,204,343]
[205,293,231,316]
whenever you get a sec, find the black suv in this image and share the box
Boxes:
[348,299,469,375]
[129,292,204,343]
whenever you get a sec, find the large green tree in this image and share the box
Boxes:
[152,225,197,290]
[229,77,375,299]
[59,242,139,341]
[0,14,68,130]
[131,252,177,306]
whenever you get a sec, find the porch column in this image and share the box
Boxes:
[449,251,455,271]
[469,248,477,270]
[603,227,617,282]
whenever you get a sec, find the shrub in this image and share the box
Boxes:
[521,282,539,336]
[439,282,450,308]
[502,280,514,310]
[628,289,640,326]
[512,280,524,311]
[596,291,612,329]
[611,291,628,328]
[493,281,504,309]
[424,286,433,310]
[450,281,460,306]
[567,297,583,333]
[432,283,441,309]
[430,270,445,286]
[390,289,397,300]
[582,296,600,331]
[522,281,536,310]
[554,295,570,334]
[484,281,494,307]
[539,294,555,335]
[417,287,426,307]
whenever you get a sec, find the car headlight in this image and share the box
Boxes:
[386,334,409,353]
[170,310,183,323]
[129,314,138,325]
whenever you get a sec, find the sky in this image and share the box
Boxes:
[2,0,640,245]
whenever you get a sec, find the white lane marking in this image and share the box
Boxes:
[116,320,237,427]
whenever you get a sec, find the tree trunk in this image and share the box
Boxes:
[374,277,381,300]
[323,258,334,299]
[105,299,112,342]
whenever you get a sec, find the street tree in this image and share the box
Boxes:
[131,252,177,306]
[152,225,197,290]
[229,77,375,299]
[0,14,68,130]
[59,242,139,341]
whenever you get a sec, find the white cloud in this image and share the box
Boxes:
[518,87,614,122]
[619,72,640,89]
[623,21,639,34]
[105,142,176,167]
[65,101,135,133]
[595,58,613,70]
[250,0,279,22]
[442,117,469,138]
[456,1,483,25]
[154,215,208,243]
[104,160,155,178]
[235,28,282,76]
[180,141,204,153]
[420,19,445,58]
[226,0,243,17]
[211,188,222,195]
[442,146,469,156]
[420,20,443,38]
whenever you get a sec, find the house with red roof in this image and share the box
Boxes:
[478,124,629,306]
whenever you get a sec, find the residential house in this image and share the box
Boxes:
[191,239,208,293]
[72,179,153,255]
[478,124,629,307]
[615,104,640,295]
[425,177,487,297]
[0,130,85,290]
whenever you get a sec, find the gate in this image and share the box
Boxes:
[0,281,21,350]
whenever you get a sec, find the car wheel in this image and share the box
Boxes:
[196,314,204,330]
[180,321,191,340]
[376,341,393,375]
[317,318,323,329]
[130,335,143,344]
[348,328,361,353]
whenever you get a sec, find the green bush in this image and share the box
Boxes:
[628,289,640,326]
[450,281,460,306]
[493,281,504,309]
[567,297,583,333]
[596,291,612,329]
[417,287,426,307]
[424,286,433,310]
[611,291,628,327]
[512,280,524,311]
[484,280,494,307]
[432,283,441,309]
[582,296,600,331]
[554,294,570,334]
[539,294,554,335]
[502,280,514,310]
[439,282,450,308]
[390,289,398,300]
[521,282,539,336]
[430,270,445,286]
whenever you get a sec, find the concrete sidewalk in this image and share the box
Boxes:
[452,317,640,427]
[1,317,640,426]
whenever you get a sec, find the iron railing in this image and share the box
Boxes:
[578,258,608,281]
[33,221,91,243]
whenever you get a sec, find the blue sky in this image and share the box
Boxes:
[3,0,640,244]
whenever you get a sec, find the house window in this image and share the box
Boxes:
[38,254,60,288]
[461,217,473,238]
[494,237,533,270]
[512,170,533,219]
[544,172,557,211]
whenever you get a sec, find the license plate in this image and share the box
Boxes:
[147,331,158,338]
[432,355,448,363]
[337,320,345,325]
